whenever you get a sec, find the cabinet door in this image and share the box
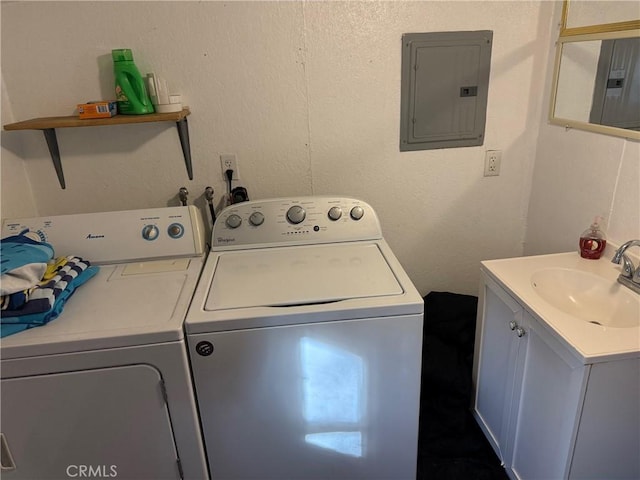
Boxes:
[474,274,527,464]
[570,358,640,479]
[1,365,181,479]
[510,311,587,480]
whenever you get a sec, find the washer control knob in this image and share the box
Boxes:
[350,206,365,221]
[167,223,185,239]
[142,225,159,241]
[225,214,242,229]
[328,206,343,221]
[249,212,265,226]
[286,205,306,224]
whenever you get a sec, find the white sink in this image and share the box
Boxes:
[482,251,640,361]
[531,268,640,328]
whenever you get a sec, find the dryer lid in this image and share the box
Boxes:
[205,243,404,311]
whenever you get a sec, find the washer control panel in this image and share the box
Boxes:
[2,206,205,264]
[212,197,382,249]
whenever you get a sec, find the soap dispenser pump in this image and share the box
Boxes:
[579,216,606,259]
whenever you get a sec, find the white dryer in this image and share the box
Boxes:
[186,197,424,480]
[1,206,208,479]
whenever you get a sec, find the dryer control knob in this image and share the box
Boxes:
[142,225,160,241]
[286,205,306,224]
[249,212,265,226]
[168,223,185,239]
[350,206,365,220]
[328,206,343,221]
[226,214,242,229]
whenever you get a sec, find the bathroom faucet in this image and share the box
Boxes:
[611,240,640,294]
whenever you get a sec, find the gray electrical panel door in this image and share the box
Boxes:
[400,31,493,151]
[590,37,640,130]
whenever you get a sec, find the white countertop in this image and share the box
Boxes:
[482,250,640,363]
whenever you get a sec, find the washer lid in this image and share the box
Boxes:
[205,243,403,311]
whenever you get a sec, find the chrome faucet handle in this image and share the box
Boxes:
[612,240,640,291]
[615,253,635,279]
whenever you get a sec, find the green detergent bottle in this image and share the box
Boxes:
[112,49,154,115]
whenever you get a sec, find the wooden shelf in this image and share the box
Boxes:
[4,108,190,130]
[3,108,193,189]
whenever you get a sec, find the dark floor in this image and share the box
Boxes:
[417,292,509,480]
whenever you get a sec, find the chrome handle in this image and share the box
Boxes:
[1,433,16,471]
[509,320,517,330]
[515,327,526,338]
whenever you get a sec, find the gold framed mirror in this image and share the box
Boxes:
[549,1,640,139]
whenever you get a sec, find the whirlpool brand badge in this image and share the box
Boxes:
[196,341,214,356]
[216,237,235,244]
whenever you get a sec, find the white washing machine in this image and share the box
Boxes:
[186,196,424,480]
[1,206,209,479]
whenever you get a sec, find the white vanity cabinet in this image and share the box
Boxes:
[473,270,640,480]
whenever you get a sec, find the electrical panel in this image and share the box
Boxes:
[400,31,493,151]
[590,37,640,130]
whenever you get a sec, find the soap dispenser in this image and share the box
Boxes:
[579,216,606,259]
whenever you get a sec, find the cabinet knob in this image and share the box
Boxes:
[509,320,517,330]
[516,327,526,338]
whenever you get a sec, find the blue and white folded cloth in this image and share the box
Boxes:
[1,230,54,295]
[1,230,99,338]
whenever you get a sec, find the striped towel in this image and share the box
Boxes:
[1,256,93,318]
[0,254,99,340]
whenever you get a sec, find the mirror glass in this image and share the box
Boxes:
[554,35,640,131]
[550,0,640,139]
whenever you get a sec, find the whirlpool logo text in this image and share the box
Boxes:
[217,237,236,244]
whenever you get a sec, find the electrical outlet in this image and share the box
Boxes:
[484,150,501,177]
[220,154,240,181]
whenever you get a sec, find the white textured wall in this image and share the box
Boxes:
[1,76,36,218]
[566,0,640,29]
[1,1,552,296]
[526,2,640,254]
[527,128,640,253]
